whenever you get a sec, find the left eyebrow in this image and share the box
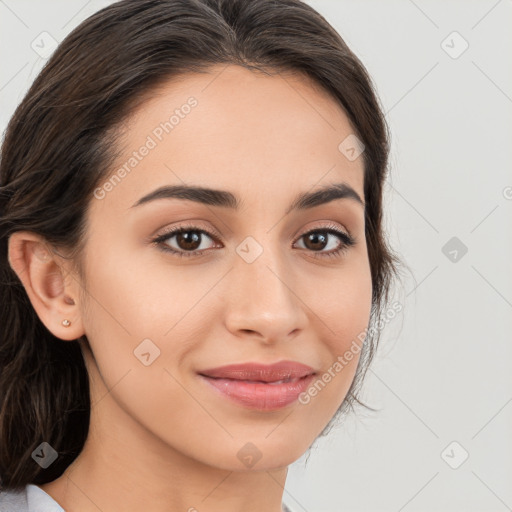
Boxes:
[130,182,365,213]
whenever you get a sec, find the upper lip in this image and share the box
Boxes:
[198,360,316,383]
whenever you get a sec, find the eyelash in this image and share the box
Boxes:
[151,223,356,260]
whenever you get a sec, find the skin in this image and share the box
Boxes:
[8,64,372,512]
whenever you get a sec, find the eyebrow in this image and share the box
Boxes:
[130,182,364,214]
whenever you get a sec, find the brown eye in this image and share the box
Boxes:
[302,231,329,251]
[152,226,219,258]
[152,224,356,260]
[172,230,203,251]
[294,227,356,258]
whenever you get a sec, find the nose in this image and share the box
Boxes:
[223,243,308,344]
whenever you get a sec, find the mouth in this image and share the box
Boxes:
[197,361,317,411]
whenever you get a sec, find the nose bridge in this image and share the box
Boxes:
[241,247,289,304]
[225,231,306,339]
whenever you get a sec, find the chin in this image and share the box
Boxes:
[202,433,315,472]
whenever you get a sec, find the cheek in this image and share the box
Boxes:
[78,246,224,393]
[303,256,373,397]
[334,277,373,352]
[81,244,182,337]
[78,250,170,389]
[312,257,373,349]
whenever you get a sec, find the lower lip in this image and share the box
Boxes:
[199,374,316,411]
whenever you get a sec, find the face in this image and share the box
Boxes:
[75,64,372,470]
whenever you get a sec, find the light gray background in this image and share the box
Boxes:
[1,1,511,511]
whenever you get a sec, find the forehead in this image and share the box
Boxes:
[92,64,364,215]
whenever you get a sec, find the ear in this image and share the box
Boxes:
[7,231,85,341]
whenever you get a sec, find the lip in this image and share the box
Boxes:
[198,360,316,411]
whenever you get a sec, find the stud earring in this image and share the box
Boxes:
[62,319,71,327]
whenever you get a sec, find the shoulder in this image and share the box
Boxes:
[0,485,29,511]
[0,484,64,512]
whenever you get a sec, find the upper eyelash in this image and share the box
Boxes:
[151,223,356,259]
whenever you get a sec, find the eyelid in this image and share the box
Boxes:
[151,220,222,243]
[150,223,222,256]
[151,220,356,258]
[152,219,351,241]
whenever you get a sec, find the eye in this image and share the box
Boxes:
[151,222,356,259]
[293,223,356,259]
[152,224,219,258]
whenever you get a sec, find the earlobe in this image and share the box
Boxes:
[7,231,84,341]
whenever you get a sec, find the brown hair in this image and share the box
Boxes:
[0,0,402,490]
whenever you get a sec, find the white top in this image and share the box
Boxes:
[0,484,65,511]
[0,484,296,511]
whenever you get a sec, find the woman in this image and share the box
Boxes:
[0,0,401,510]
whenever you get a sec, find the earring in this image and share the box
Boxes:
[62,319,71,327]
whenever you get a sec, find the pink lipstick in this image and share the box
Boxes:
[198,360,316,411]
